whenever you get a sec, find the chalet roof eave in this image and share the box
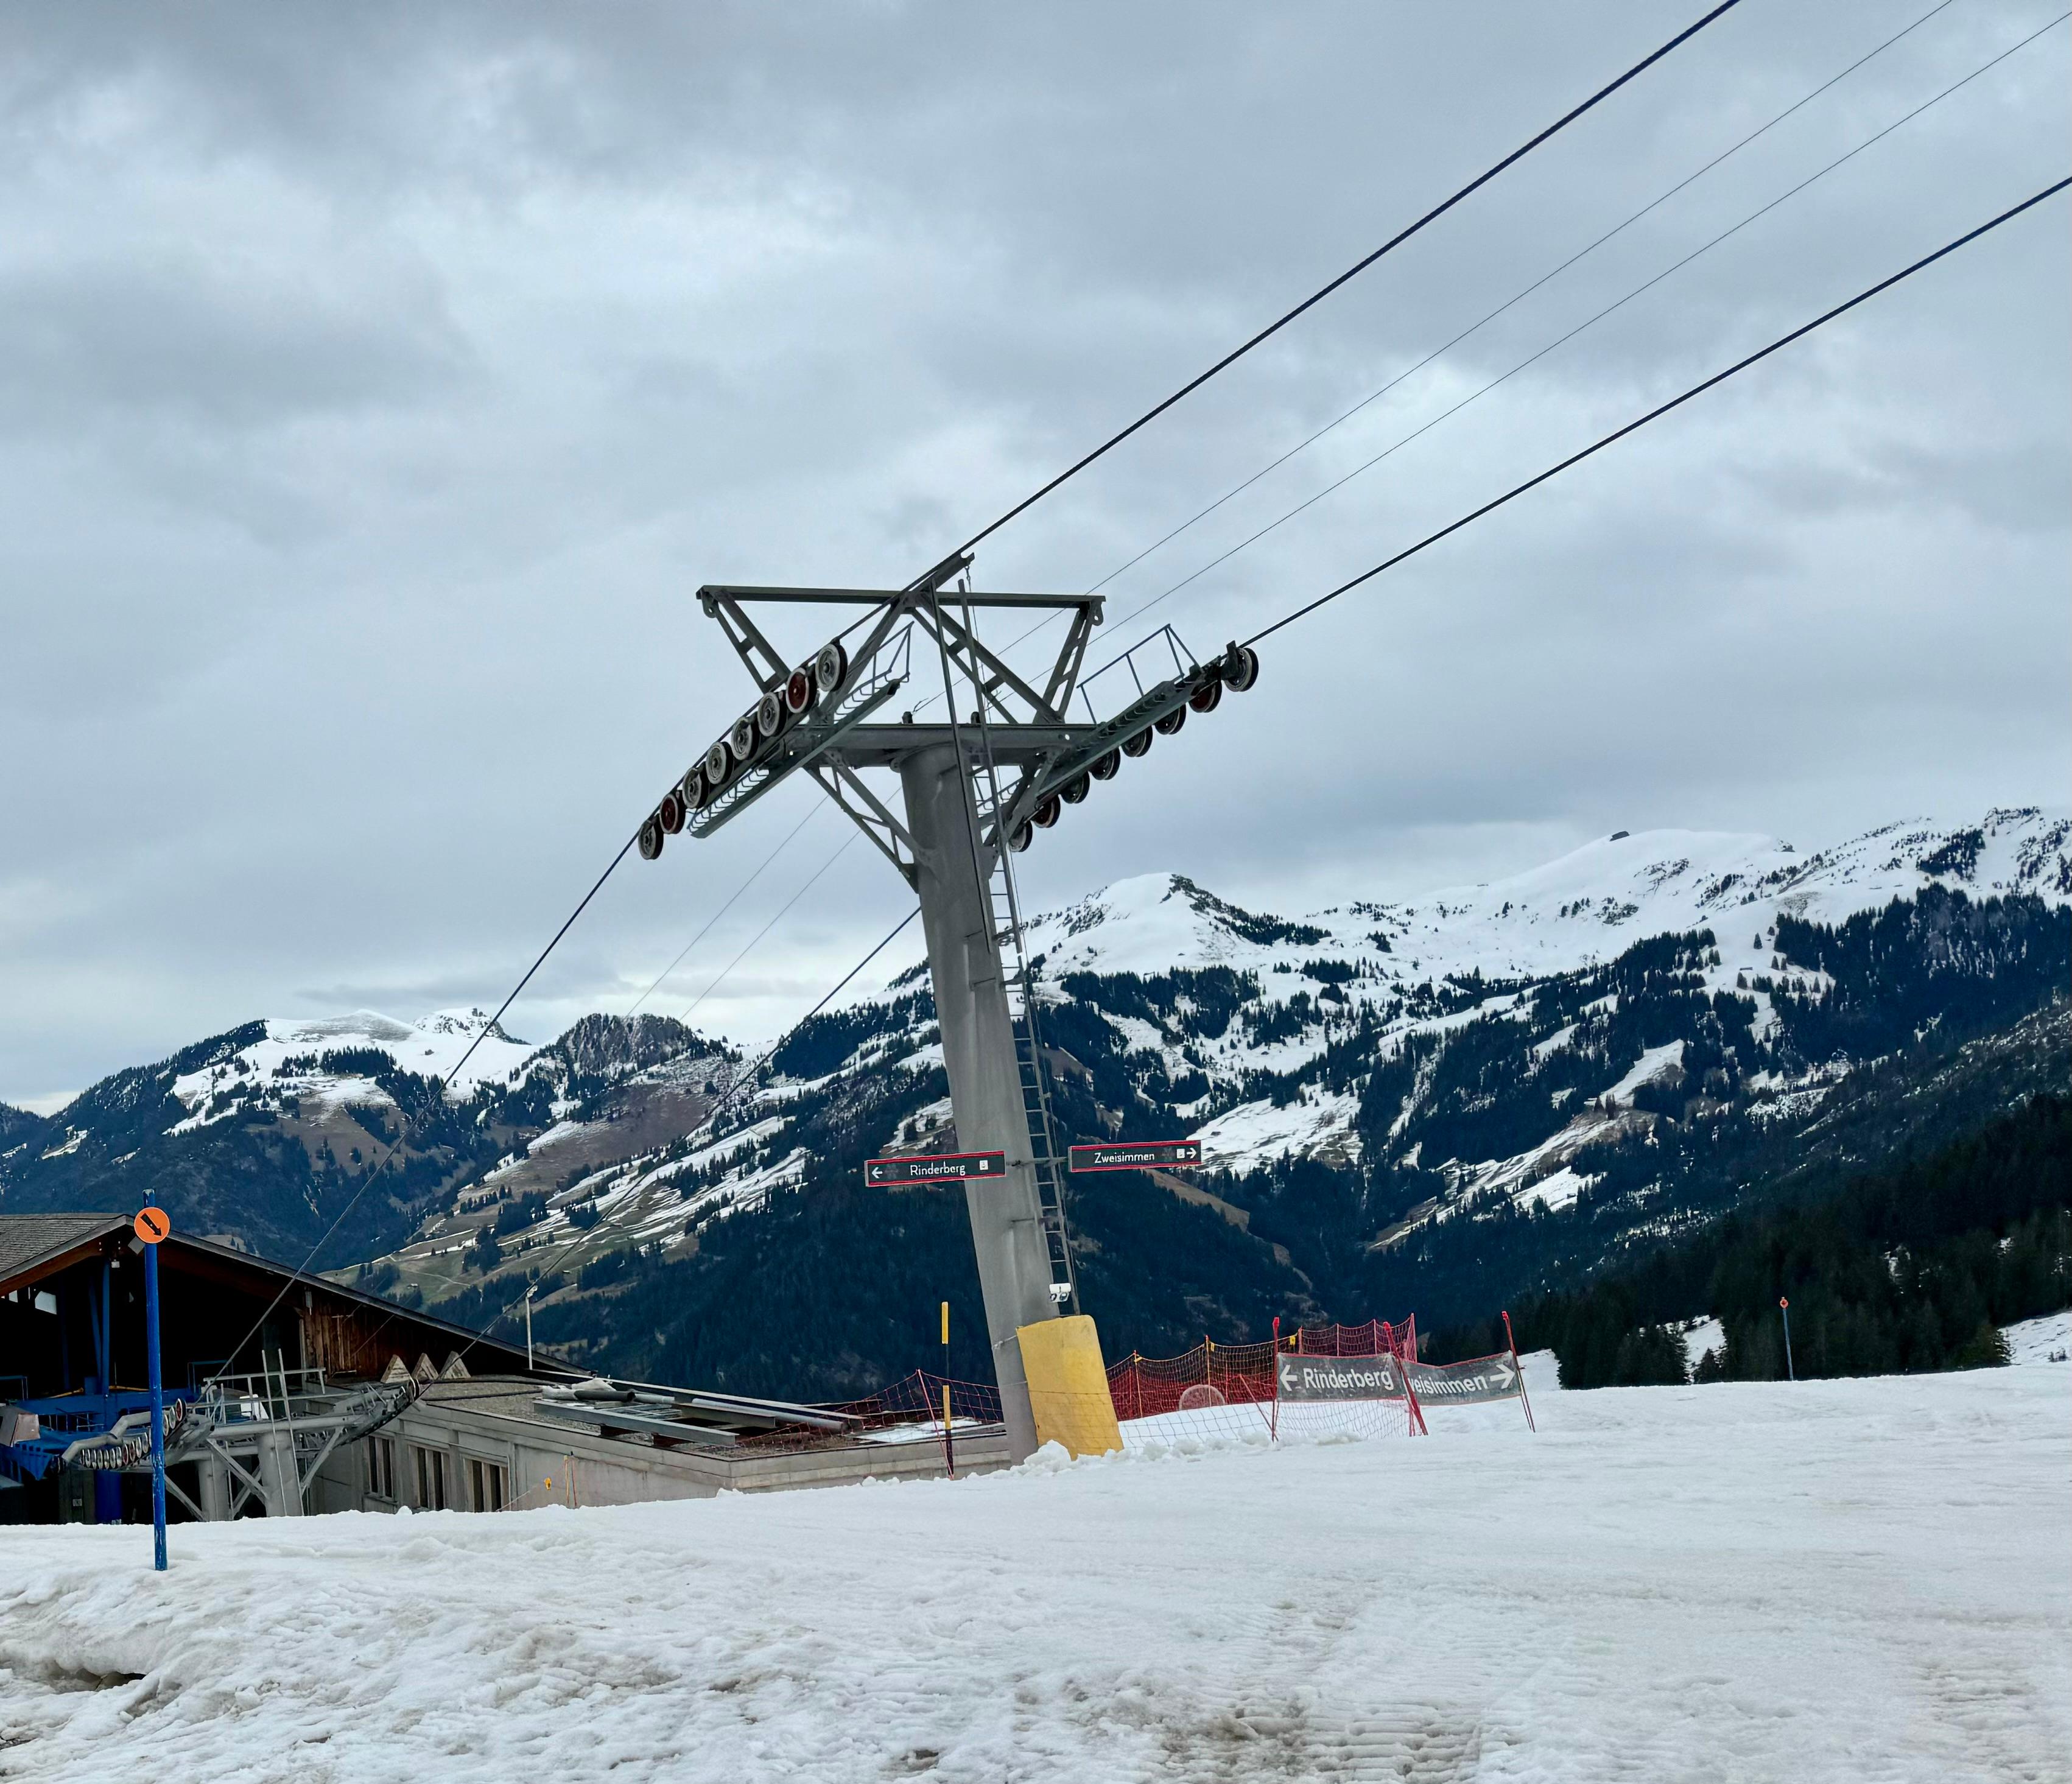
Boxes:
[0,1212,567,1378]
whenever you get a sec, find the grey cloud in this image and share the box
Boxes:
[0,258,471,431]
[1,0,2064,1103]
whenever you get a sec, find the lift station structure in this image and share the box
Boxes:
[634,554,1258,1459]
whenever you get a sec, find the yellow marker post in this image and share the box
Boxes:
[939,1301,955,1478]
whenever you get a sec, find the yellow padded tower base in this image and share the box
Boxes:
[1017,1313,1123,1458]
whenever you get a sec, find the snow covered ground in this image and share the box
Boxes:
[2003,1309,2071,1367]
[3,1360,2065,1782]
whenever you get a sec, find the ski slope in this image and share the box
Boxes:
[2,1360,2065,1782]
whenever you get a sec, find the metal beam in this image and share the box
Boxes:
[825,723,1095,767]
[913,601,1064,725]
[161,1469,204,1521]
[703,595,794,692]
[806,762,916,883]
[700,585,1106,613]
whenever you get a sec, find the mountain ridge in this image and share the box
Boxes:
[4,804,2063,1386]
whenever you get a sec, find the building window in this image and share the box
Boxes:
[412,1444,448,1511]
[468,1456,507,1513]
[368,1435,396,1501]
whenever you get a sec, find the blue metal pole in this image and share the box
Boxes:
[1779,1296,1794,1384]
[145,1232,167,1571]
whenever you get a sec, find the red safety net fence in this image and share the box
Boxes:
[1106,1316,1424,1449]
[742,1319,1427,1461]
[1284,1318,1419,1361]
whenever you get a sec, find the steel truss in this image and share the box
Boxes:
[649,557,1257,1461]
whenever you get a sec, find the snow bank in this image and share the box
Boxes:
[2,1364,2063,1780]
[2004,1308,2071,1366]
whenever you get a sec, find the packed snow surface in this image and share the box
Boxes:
[4,1363,2065,1782]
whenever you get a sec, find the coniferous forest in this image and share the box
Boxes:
[1441,1092,2072,1387]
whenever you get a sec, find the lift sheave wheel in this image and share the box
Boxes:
[784,668,815,715]
[756,692,784,739]
[704,740,731,785]
[813,641,848,696]
[1009,819,1034,853]
[1188,676,1223,714]
[1154,704,1187,736]
[1033,793,1062,828]
[729,715,758,763]
[1122,729,1153,758]
[659,790,686,835]
[1089,748,1121,781]
[1220,642,1260,692]
[681,765,707,810]
[1061,771,1092,806]
[638,815,664,861]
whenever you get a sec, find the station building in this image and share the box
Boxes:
[1,1213,996,1526]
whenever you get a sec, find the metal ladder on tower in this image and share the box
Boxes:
[951,588,1079,1315]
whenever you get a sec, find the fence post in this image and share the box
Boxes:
[939,1302,955,1478]
[1270,1317,1280,1444]
[1502,1308,1536,1434]
[1399,1351,1428,1437]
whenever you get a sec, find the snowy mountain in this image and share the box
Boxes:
[390,806,2067,1382]
[0,1008,733,1268]
[996,805,2072,1176]
[7,805,2064,1386]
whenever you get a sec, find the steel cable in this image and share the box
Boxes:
[926,1,1746,575]
[1242,177,2072,650]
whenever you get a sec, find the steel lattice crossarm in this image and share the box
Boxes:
[632,561,1260,879]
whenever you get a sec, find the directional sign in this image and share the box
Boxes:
[133,1207,171,1245]
[1067,1138,1204,1174]
[1276,1354,1407,1402]
[865,1150,1006,1188]
[1402,1353,1523,1405]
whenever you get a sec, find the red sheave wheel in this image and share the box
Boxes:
[785,668,815,715]
[1033,793,1062,828]
[1188,676,1223,714]
[659,790,686,834]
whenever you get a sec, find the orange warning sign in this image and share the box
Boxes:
[133,1207,171,1245]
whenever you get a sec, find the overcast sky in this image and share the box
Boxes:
[2,1,2065,1109]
